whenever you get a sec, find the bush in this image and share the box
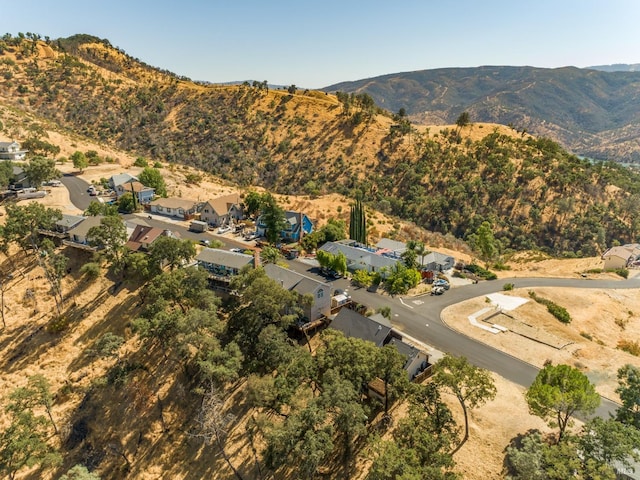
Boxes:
[617,340,640,356]
[613,268,629,279]
[503,283,514,291]
[466,263,497,280]
[133,157,148,167]
[580,332,593,341]
[528,291,572,324]
[80,262,101,279]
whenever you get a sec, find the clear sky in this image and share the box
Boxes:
[3,0,639,88]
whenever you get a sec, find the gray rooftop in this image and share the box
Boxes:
[320,241,399,270]
[67,215,105,238]
[330,308,392,347]
[376,238,407,254]
[196,248,254,270]
[263,263,329,295]
[57,214,85,229]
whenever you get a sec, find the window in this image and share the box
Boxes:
[317,289,324,299]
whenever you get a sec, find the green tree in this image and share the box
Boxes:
[578,417,640,471]
[138,167,167,197]
[469,221,500,265]
[117,192,137,213]
[0,160,13,189]
[23,156,60,187]
[4,203,62,251]
[59,464,101,480]
[615,364,640,429]
[228,267,301,365]
[351,269,374,288]
[260,245,281,264]
[260,193,286,244]
[243,190,263,218]
[133,157,148,167]
[525,363,600,442]
[70,151,88,172]
[148,236,196,273]
[349,198,367,244]
[1,378,61,479]
[87,215,128,271]
[84,200,118,217]
[432,355,497,453]
[455,111,471,132]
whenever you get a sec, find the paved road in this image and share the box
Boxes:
[59,173,93,210]
[285,261,640,419]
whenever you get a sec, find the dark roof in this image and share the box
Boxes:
[330,308,392,347]
[387,338,420,364]
[263,263,329,295]
[125,224,166,251]
[196,248,254,269]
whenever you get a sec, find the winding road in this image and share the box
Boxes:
[60,178,639,418]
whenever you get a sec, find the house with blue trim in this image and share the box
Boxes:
[256,210,313,242]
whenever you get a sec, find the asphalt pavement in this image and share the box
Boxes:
[59,173,93,210]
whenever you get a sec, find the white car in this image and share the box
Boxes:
[217,226,231,234]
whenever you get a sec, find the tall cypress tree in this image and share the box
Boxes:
[349,199,367,245]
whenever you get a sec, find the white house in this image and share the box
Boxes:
[149,198,199,220]
[0,141,28,161]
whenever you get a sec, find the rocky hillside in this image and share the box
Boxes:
[324,65,640,163]
[2,34,640,256]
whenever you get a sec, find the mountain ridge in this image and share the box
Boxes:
[323,65,640,163]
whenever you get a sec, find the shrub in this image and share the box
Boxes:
[466,263,497,280]
[613,268,629,279]
[580,332,593,341]
[133,157,148,167]
[617,340,640,356]
[80,262,101,279]
[528,291,572,324]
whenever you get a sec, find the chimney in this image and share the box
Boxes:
[253,249,261,268]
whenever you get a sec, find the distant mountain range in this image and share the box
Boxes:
[587,63,640,72]
[323,65,640,162]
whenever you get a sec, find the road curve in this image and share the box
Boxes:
[59,173,93,211]
[286,261,640,419]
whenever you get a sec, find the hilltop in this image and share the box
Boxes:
[324,65,640,163]
[2,34,640,257]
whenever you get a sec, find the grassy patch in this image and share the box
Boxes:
[617,340,640,356]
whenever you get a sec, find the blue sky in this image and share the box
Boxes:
[3,0,639,88]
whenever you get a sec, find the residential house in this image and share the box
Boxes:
[0,141,27,161]
[196,248,255,279]
[63,215,105,250]
[329,308,431,380]
[55,214,85,234]
[386,337,431,381]
[10,166,31,189]
[125,224,176,252]
[200,193,243,227]
[108,173,138,191]
[263,263,331,323]
[375,238,407,258]
[256,210,313,242]
[149,198,199,220]
[330,308,392,347]
[420,251,455,272]
[602,244,640,270]
[319,240,400,275]
[115,180,155,204]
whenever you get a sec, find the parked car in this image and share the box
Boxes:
[200,239,211,247]
[433,279,450,290]
[217,226,231,234]
[230,247,244,253]
[431,286,445,295]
